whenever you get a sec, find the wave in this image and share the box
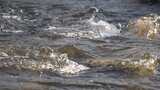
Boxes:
[0,47,89,75]
[86,53,158,76]
[44,17,120,39]
[1,13,22,21]
[87,16,121,37]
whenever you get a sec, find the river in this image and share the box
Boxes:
[0,0,160,90]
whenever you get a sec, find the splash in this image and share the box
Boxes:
[127,14,160,40]
[0,47,89,75]
[87,16,121,38]
[44,7,120,40]
[2,13,21,21]
[44,18,120,39]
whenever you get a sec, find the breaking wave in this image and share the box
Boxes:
[44,15,120,39]
[0,47,89,75]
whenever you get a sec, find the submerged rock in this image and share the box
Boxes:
[86,53,158,76]
[127,14,160,40]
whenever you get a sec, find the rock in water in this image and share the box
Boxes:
[127,14,160,40]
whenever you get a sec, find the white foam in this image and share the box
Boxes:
[59,60,89,74]
[2,30,24,33]
[49,53,89,74]
[44,16,120,39]
[11,30,24,33]
[2,14,21,21]
[87,17,120,38]
[47,26,57,30]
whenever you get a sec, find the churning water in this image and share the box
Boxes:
[0,0,160,90]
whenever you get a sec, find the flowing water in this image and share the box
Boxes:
[0,0,160,90]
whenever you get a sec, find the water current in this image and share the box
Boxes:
[0,0,160,90]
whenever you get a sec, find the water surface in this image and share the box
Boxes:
[0,0,160,90]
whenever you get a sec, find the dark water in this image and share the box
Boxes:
[0,0,160,90]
